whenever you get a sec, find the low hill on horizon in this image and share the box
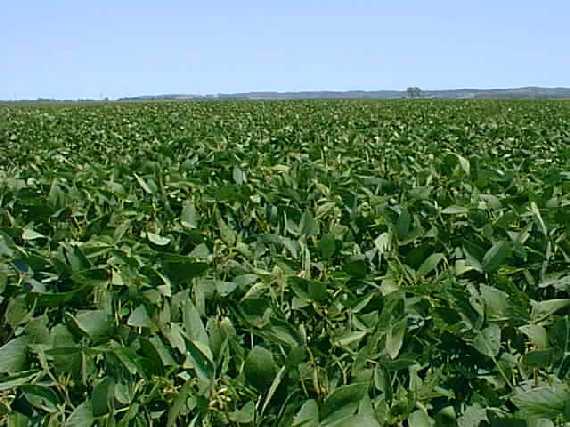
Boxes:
[117,86,570,101]
[4,87,570,103]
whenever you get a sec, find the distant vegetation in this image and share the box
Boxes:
[117,86,570,101]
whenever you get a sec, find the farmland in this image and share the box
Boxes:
[1,100,570,426]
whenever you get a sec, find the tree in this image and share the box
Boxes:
[406,87,422,98]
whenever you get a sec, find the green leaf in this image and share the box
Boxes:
[186,339,214,381]
[482,241,512,273]
[166,381,193,427]
[456,153,471,175]
[0,371,37,392]
[442,205,469,215]
[531,299,570,323]
[134,173,153,194]
[457,404,488,427]
[91,377,114,417]
[320,233,336,260]
[0,232,16,257]
[333,330,368,347]
[385,317,407,359]
[308,280,328,302]
[180,201,199,228]
[233,165,245,185]
[21,384,60,413]
[416,253,445,277]
[472,324,501,357]
[229,401,255,424]
[72,310,111,340]
[183,300,208,345]
[409,410,435,427]
[0,337,28,373]
[397,208,411,239]
[218,217,236,246]
[6,296,32,329]
[244,346,278,393]
[24,315,50,344]
[512,384,570,420]
[300,210,319,236]
[519,324,548,350]
[22,228,46,241]
[343,256,368,278]
[322,383,368,420]
[328,414,382,427]
[162,258,209,283]
[147,232,171,246]
[292,399,319,427]
[530,201,547,235]
[127,305,153,328]
[261,366,286,415]
[480,284,511,321]
[65,400,95,427]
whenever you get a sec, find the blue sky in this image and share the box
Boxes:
[1,1,569,99]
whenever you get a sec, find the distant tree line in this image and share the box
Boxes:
[406,87,423,98]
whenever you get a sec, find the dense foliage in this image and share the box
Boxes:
[1,100,570,426]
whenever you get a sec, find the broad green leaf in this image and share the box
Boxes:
[186,339,214,381]
[233,165,245,185]
[328,414,382,427]
[322,383,368,420]
[162,259,209,283]
[456,153,471,175]
[397,208,411,239]
[482,241,511,273]
[183,300,208,345]
[22,228,45,241]
[134,173,153,194]
[480,284,511,321]
[343,256,368,278]
[0,371,37,392]
[127,305,152,328]
[333,330,368,347]
[409,410,435,427]
[147,232,171,246]
[91,377,114,417]
[442,205,469,215]
[24,315,50,344]
[166,381,193,427]
[180,201,199,228]
[530,201,547,235]
[531,299,570,323]
[320,233,336,260]
[229,401,255,424]
[519,324,548,349]
[512,384,570,420]
[244,346,277,392]
[218,217,236,246]
[65,400,95,427]
[472,324,501,357]
[292,399,319,427]
[0,232,16,257]
[416,253,445,277]
[457,404,488,427]
[72,310,111,340]
[300,210,319,236]
[261,366,287,415]
[0,337,28,373]
[385,317,407,359]
[6,296,32,329]
[23,385,61,413]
